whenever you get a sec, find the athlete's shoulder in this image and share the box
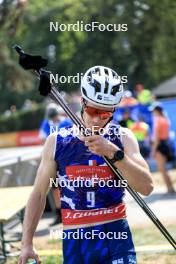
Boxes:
[120,126,140,154]
[42,132,57,161]
[120,126,137,141]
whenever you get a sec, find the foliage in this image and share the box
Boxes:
[0,104,45,132]
[0,0,35,113]
[0,0,176,113]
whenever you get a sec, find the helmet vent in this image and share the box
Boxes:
[82,87,88,97]
[112,71,117,78]
[104,81,109,94]
[92,79,101,93]
[111,84,121,96]
[94,68,100,75]
[104,68,109,75]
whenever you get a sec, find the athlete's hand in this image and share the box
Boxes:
[80,135,119,158]
[18,245,41,264]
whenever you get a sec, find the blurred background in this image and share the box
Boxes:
[0,0,176,263]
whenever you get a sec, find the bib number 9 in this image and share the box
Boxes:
[87,191,95,208]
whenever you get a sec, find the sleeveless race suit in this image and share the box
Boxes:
[54,122,137,264]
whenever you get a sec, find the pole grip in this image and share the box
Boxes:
[12,45,24,55]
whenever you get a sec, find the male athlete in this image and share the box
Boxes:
[18,66,154,264]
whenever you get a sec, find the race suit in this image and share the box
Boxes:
[54,122,137,264]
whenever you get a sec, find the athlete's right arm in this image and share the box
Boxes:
[18,134,57,264]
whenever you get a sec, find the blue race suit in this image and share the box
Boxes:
[54,122,137,264]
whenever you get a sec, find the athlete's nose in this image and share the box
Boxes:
[91,115,101,124]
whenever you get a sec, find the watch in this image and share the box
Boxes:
[109,150,124,163]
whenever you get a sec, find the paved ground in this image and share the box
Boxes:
[0,146,42,167]
[0,146,42,157]
[124,186,176,228]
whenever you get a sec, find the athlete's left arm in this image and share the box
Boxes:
[114,127,154,196]
[81,129,154,196]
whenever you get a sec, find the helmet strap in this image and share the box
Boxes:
[80,98,87,121]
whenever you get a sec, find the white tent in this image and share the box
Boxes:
[153,76,176,98]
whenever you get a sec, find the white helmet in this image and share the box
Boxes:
[81,66,123,108]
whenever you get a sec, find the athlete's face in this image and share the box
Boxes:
[82,102,114,130]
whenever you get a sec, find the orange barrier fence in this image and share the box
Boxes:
[0,130,42,147]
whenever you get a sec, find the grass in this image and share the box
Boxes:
[4,256,62,264]
[137,252,176,264]
[132,224,176,263]
[131,224,176,246]
[5,253,176,264]
[5,224,176,264]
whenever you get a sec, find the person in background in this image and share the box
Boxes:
[151,105,175,194]
[40,103,72,226]
[4,105,17,116]
[40,103,72,140]
[10,105,17,113]
[135,84,153,105]
[119,90,138,107]
[22,99,32,110]
[119,109,134,128]
[130,116,150,159]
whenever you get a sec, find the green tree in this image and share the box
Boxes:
[0,0,34,112]
[0,0,176,113]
